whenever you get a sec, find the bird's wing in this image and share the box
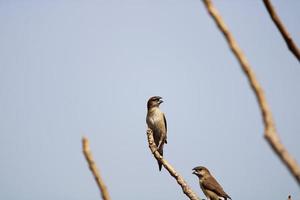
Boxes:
[163,113,167,132]
[163,113,167,143]
[202,176,231,199]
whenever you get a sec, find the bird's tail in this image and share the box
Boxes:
[157,145,163,171]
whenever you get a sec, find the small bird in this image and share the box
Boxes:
[146,96,167,171]
[193,166,231,200]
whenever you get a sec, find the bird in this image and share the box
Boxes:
[146,96,167,171]
[192,166,231,200]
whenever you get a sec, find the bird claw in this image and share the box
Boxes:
[152,146,159,153]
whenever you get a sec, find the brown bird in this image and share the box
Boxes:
[146,96,167,171]
[193,166,231,200]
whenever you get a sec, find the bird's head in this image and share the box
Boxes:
[147,96,163,110]
[192,166,210,178]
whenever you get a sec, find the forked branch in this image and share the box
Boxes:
[146,129,200,200]
[82,137,111,200]
[202,0,300,185]
[263,0,300,62]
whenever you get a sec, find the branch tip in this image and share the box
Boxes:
[82,137,111,200]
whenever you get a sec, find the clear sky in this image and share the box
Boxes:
[0,0,299,200]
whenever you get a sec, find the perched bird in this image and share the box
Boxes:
[193,166,231,200]
[146,96,167,171]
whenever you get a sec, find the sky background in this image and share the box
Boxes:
[0,0,299,200]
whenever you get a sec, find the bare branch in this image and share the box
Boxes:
[263,0,300,62]
[82,137,111,200]
[202,0,300,185]
[146,129,200,200]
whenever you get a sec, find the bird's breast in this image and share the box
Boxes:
[146,109,166,132]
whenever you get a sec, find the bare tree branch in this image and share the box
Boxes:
[146,129,200,200]
[202,0,300,186]
[263,0,300,62]
[82,137,111,200]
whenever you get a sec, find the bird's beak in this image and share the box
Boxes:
[158,99,163,104]
[192,170,197,175]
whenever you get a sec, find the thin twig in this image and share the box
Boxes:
[263,0,300,62]
[82,137,111,200]
[146,129,200,200]
[202,0,300,185]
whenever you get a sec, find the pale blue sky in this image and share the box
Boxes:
[0,1,299,200]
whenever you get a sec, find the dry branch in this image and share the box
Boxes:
[263,0,300,62]
[146,129,200,200]
[82,137,111,200]
[202,0,300,185]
